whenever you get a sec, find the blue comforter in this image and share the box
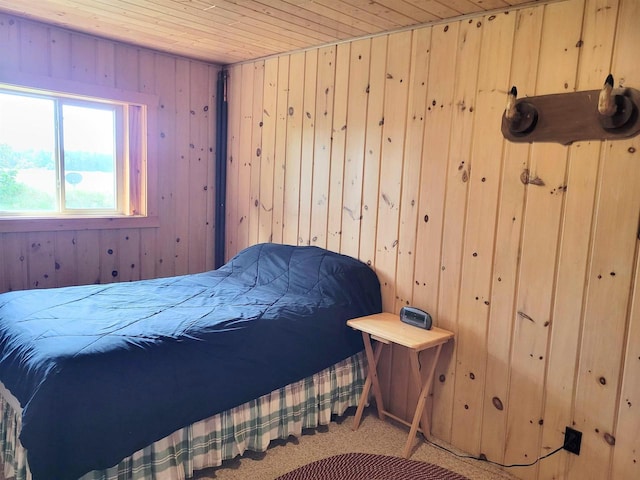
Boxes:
[0,243,381,480]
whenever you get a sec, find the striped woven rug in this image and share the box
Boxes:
[275,453,470,480]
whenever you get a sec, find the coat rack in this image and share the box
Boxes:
[501,75,640,145]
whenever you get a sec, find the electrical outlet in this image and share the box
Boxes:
[563,427,582,455]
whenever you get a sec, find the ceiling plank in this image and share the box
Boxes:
[0,0,548,64]
[369,0,440,22]
[404,0,466,17]
[313,0,406,30]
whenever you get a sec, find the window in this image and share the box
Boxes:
[0,85,147,218]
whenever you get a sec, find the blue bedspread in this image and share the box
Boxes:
[0,243,381,480]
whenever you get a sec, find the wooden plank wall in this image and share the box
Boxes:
[226,0,640,478]
[0,14,219,292]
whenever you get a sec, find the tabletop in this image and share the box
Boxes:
[347,312,454,351]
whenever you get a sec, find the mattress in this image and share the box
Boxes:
[0,243,382,480]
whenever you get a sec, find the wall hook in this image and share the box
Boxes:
[598,74,634,130]
[504,85,538,135]
[505,86,518,120]
[598,74,616,116]
[502,76,640,145]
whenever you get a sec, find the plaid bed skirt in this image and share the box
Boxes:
[0,350,366,480]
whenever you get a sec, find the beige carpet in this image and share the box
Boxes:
[0,408,521,480]
[192,407,522,480]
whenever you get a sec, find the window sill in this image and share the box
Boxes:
[0,215,159,233]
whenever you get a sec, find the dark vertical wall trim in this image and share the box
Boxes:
[215,69,228,268]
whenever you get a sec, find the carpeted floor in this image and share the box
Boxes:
[0,407,522,480]
[192,407,522,480]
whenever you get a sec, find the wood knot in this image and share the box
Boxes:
[603,432,615,446]
[520,168,545,186]
[518,311,535,322]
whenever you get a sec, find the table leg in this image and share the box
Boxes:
[402,343,443,458]
[408,350,430,434]
[352,333,385,429]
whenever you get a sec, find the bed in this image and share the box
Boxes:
[0,242,382,480]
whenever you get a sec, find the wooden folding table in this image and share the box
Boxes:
[347,312,454,458]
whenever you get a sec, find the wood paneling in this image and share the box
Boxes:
[325,43,349,252]
[451,9,516,456]
[481,5,543,466]
[282,52,305,247]
[0,0,544,64]
[412,23,450,321]
[0,14,219,293]
[226,1,640,478]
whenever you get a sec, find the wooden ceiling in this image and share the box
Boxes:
[0,0,541,65]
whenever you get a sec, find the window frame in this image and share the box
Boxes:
[57,98,125,215]
[0,72,159,233]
